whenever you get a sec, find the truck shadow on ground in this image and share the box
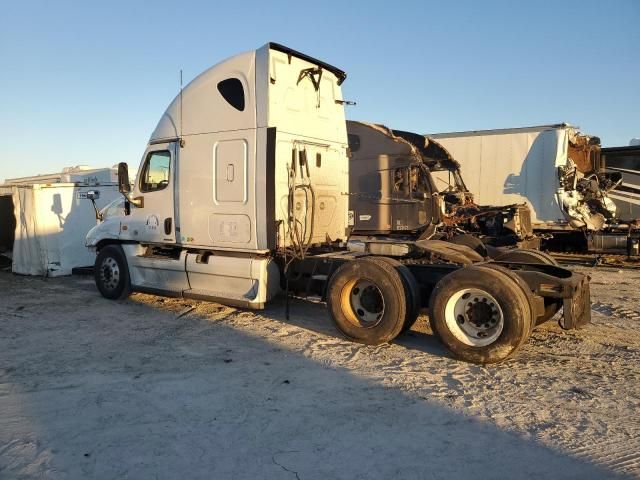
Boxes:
[0,274,628,479]
[262,295,452,358]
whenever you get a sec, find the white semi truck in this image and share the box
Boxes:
[86,44,591,364]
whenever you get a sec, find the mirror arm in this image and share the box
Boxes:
[90,198,102,221]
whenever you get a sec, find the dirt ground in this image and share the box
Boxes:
[1,266,639,479]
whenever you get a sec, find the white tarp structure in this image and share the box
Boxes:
[0,167,122,276]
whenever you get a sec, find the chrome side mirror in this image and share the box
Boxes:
[86,190,100,200]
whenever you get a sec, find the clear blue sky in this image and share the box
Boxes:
[1,0,638,181]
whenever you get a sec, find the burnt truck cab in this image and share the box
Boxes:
[347,121,537,250]
[347,122,441,234]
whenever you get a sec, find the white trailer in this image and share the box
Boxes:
[86,44,591,364]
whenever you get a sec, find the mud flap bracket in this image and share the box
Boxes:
[560,276,591,329]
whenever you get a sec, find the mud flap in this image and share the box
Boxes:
[560,276,591,329]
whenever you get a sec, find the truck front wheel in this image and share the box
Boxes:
[429,265,532,364]
[94,244,132,300]
[326,258,407,345]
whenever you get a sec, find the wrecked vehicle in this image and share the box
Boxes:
[429,124,634,253]
[557,129,622,231]
[347,121,537,253]
[557,158,621,231]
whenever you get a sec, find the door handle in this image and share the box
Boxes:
[164,218,172,235]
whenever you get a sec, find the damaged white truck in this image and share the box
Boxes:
[429,125,633,254]
[86,43,591,364]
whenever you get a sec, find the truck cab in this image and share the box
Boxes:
[87,43,349,308]
[347,121,442,234]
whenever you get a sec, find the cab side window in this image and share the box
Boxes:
[140,151,171,192]
[412,165,429,193]
[217,78,245,111]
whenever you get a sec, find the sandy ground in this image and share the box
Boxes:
[1,266,639,479]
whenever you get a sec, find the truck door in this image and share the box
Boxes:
[416,164,442,226]
[132,142,177,244]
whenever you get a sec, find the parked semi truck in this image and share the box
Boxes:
[86,44,591,364]
[429,124,637,253]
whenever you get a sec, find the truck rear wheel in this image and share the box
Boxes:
[326,258,407,345]
[95,244,132,300]
[496,249,561,324]
[475,263,537,335]
[429,265,532,364]
[364,257,421,333]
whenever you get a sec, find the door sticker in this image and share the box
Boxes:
[145,214,160,231]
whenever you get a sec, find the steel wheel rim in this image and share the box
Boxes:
[100,256,121,291]
[444,288,504,347]
[340,278,385,328]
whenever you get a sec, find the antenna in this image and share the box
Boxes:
[179,69,184,147]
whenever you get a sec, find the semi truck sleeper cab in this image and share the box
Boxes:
[86,43,591,364]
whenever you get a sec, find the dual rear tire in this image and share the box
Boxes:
[364,257,421,333]
[326,257,535,364]
[326,258,410,345]
[428,265,533,364]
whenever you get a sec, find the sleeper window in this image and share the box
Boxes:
[217,78,245,111]
[348,134,361,152]
[140,151,171,192]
